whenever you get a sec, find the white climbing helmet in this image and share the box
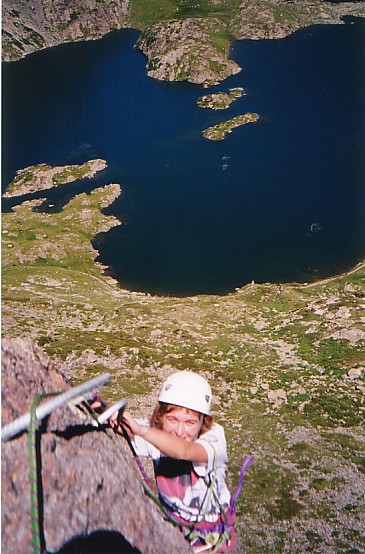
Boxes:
[158,371,212,415]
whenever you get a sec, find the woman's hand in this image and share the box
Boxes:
[108,410,119,432]
[90,399,102,410]
[121,411,148,437]
[108,410,147,438]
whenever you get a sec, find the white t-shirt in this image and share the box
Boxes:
[134,422,231,523]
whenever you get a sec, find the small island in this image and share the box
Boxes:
[197,87,245,110]
[4,158,107,198]
[203,113,259,141]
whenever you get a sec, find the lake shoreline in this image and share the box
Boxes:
[3,21,364,294]
[2,160,364,297]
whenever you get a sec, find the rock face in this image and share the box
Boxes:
[2,0,129,62]
[1,338,191,554]
[136,18,241,87]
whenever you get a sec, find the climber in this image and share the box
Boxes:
[112,371,240,553]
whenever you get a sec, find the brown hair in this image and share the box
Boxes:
[150,402,213,437]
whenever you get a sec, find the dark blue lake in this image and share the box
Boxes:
[2,19,365,295]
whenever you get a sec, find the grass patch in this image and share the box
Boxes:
[298,337,363,374]
[304,394,363,427]
[128,0,176,29]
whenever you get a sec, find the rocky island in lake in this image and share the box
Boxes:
[203,112,260,140]
[197,88,245,110]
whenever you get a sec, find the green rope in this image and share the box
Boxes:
[28,394,43,554]
[28,392,61,554]
[26,390,124,554]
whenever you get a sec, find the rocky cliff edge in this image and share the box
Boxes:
[1,337,192,554]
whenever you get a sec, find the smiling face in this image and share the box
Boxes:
[162,405,202,442]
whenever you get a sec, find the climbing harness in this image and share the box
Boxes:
[177,453,255,553]
[122,427,254,554]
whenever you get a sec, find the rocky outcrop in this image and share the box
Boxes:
[4,159,107,198]
[230,0,365,40]
[1,338,191,554]
[2,0,129,62]
[197,88,245,110]
[136,18,241,87]
[131,1,365,86]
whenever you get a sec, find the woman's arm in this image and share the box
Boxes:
[122,411,208,463]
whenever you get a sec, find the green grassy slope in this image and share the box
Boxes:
[2,168,364,552]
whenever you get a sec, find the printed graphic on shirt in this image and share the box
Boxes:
[133,422,231,523]
[154,457,219,522]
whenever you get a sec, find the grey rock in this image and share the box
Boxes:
[2,0,129,62]
[347,367,363,380]
[1,338,191,554]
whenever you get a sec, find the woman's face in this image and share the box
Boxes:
[162,406,201,442]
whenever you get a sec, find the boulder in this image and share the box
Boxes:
[347,367,363,380]
[1,338,191,554]
[267,389,287,404]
